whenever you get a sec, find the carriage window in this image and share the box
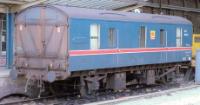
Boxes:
[90,24,100,49]
[176,28,182,47]
[160,29,166,47]
[195,37,200,43]
[108,28,117,48]
[139,26,146,48]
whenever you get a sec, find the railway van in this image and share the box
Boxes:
[10,5,193,96]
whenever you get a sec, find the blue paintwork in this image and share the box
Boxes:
[68,18,192,72]
[6,13,14,69]
[69,51,191,71]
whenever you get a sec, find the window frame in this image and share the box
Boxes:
[0,19,6,55]
[108,28,117,48]
[176,27,183,47]
[139,26,146,48]
[160,29,167,47]
[90,24,100,50]
[194,36,200,43]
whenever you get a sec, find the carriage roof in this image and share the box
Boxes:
[16,5,192,25]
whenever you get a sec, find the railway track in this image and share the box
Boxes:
[0,93,78,105]
[0,96,54,105]
[0,82,196,105]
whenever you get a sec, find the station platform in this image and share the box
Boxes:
[0,67,10,78]
[86,85,200,105]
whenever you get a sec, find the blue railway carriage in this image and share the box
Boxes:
[12,5,192,95]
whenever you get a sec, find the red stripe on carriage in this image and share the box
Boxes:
[69,47,191,56]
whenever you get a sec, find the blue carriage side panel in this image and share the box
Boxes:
[69,18,118,71]
[61,6,193,72]
[181,24,192,60]
[69,19,90,50]
[68,16,192,72]
[166,24,192,63]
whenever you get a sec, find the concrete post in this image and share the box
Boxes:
[195,49,200,84]
[6,12,14,69]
